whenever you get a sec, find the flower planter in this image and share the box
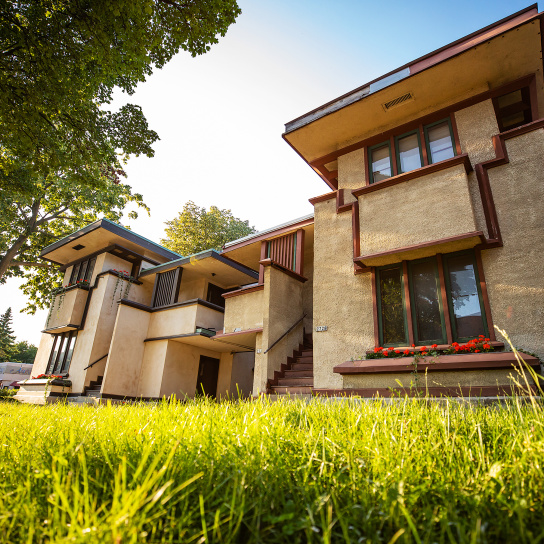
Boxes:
[15,378,72,405]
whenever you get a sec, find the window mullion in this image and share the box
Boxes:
[389,135,398,177]
[402,260,415,347]
[419,124,429,166]
[436,254,453,345]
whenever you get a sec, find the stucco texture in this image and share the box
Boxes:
[146,304,223,338]
[358,163,477,257]
[45,288,88,331]
[343,368,532,390]
[223,289,264,333]
[481,129,544,358]
[253,266,304,394]
[313,199,373,389]
[338,148,365,199]
[455,99,500,238]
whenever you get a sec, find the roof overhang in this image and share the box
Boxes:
[283,5,543,184]
[139,249,259,289]
[41,219,180,266]
[221,214,314,271]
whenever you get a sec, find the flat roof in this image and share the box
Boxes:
[40,218,181,262]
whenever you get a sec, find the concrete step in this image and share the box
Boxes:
[284,369,314,378]
[299,350,313,357]
[86,391,102,398]
[291,362,313,371]
[277,377,313,386]
[271,386,313,395]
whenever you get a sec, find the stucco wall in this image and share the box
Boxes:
[343,368,533,390]
[338,148,365,197]
[253,266,304,394]
[313,199,374,389]
[223,289,264,333]
[455,99,500,238]
[45,288,88,331]
[302,233,314,332]
[358,163,477,257]
[178,277,207,302]
[480,129,544,358]
[138,340,168,398]
[146,304,223,338]
[101,304,151,397]
[30,333,56,376]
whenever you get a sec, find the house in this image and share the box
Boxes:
[17,5,543,403]
[0,362,33,388]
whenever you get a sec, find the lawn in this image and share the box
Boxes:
[0,395,543,543]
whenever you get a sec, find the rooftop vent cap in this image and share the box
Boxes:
[382,92,414,112]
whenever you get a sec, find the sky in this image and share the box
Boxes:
[0,0,537,344]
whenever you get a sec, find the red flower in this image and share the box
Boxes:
[404,350,410,355]
[411,344,415,348]
[394,350,400,355]
[431,344,438,349]
[384,351,389,357]
[475,349,480,353]
[454,346,460,352]
[374,347,380,353]
[483,344,491,350]
[420,346,427,352]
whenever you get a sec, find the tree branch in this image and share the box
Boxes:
[10,261,53,269]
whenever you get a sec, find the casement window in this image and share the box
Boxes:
[206,283,227,309]
[69,257,96,284]
[369,118,456,183]
[376,251,488,347]
[493,87,532,133]
[46,331,77,375]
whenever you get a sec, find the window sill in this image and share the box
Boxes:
[352,154,472,198]
[334,351,540,375]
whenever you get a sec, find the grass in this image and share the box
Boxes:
[0,395,543,544]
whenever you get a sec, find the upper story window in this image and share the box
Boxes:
[69,257,96,284]
[369,118,456,184]
[46,331,77,375]
[493,87,532,132]
[376,250,488,347]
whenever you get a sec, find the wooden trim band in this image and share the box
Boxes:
[354,231,485,267]
[144,332,216,343]
[119,298,225,314]
[352,154,472,197]
[259,258,308,283]
[213,328,263,339]
[222,285,264,299]
[312,385,539,398]
[334,351,540,375]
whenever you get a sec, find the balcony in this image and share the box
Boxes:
[222,284,264,334]
[353,155,483,267]
[44,285,89,333]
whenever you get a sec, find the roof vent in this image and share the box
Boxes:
[72,244,85,251]
[382,92,414,111]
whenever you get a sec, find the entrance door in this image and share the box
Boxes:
[196,356,220,398]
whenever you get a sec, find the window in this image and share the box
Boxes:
[206,283,227,308]
[46,331,77,375]
[69,257,96,284]
[368,118,457,184]
[376,251,488,346]
[493,87,532,132]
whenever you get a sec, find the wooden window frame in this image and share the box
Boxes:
[46,331,77,376]
[69,256,96,284]
[492,86,533,133]
[394,128,424,175]
[422,117,457,165]
[375,264,409,347]
[368,140,393,184]
[375,250,490,347]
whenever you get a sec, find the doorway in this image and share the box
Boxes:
[196,356,220,398]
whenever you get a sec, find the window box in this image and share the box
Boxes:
[44,285,89,332]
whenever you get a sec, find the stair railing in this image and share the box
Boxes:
[264,314,306,354]
[83,353,108,370]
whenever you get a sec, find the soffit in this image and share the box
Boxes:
[42,225,177,265]
[284,19,543,163]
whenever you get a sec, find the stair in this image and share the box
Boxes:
[269,333,313,395]
[84,376,103,398]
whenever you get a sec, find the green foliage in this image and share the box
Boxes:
[0,0,241,310]
[162,201,256,256]
[0,307,16,361]
[0,397,543,542]
[10,341,37,365]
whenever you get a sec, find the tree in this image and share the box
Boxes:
[162,201,256,256]
[0,0,241,310]
[11,341,38,365]
[0,308,16,361]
